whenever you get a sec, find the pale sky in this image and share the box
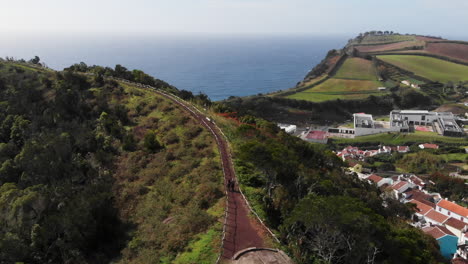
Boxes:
[2,0,468,37]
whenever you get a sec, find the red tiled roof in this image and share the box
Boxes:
[405,190,432,201]
[306,131,327,140]
[425,209,449,224]
[368,174,383,183]
[409,199,434,215]
[391,181,408,190]
[422,226,455,239]
[421,143,439,149]
[397,146,409,152]
[437,200,468,217]
[409,175,424,187]
[444,217,467,230]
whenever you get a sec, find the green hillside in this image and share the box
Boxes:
[0,61,223,264]
[378,55,468,82]
[286,57,385,102]
[210,111,444,264]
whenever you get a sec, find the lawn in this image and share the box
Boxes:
[377,55,468,82]
[332,131,468,145]
[334,58,379,80]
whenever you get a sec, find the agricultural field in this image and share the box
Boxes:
[286,57,385,102]
[435,103,468,115]
[286,78,385,102]
[355,40,424,53]
[334,58,379,80]
[415,36,445,42]
[377,55,468,82]
[425,42,468,62]
[359,34,416,44]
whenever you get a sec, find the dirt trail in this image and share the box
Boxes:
[151,89,266,260]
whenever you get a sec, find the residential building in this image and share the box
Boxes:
[425,209,450,225]
[422,225,458,259]
[436,200,468,224]
[444,217,468,244]
[419,143,439,149]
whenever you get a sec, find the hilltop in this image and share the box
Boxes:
[223,32,468,125]
[0,57,449,264]
[0,60,224,263]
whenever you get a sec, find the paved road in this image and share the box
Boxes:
[148,88,266,260]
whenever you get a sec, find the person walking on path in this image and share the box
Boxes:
[227,179,233,192]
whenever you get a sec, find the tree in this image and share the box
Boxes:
[30,56,40,65]
[143,130,162,153]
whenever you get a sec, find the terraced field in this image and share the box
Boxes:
[359,34,416,44]
[286,57,385,102]
[355,41,424,53]
[425,42,468,62]
[377,55,468,82]
[334,58,379,80]
[287,78,385,102]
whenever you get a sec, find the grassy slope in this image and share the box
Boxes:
[286,58,385,102]
[378,55,468,82]
[111,83,224,264]
[360,34,416,44]
[334,58,379,80]
[332,131,467,145]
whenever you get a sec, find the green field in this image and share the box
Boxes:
[332,131,468,145]
[378,55,468,82]
[334,58,379,80]
[284,56,386,102]
[350,34,416,45]
[286,78,385,102]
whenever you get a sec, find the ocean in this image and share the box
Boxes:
[0,34,348,101]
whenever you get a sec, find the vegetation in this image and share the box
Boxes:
[0,61,223,263]
[396,152,444,174]
[377,55,468,82]
[334,58,380,80]
[332,131,467,146]
[212,112,444,264]
[427,172,467,205]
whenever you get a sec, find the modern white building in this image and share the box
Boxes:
[353,113,403,136]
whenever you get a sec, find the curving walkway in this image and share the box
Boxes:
[143,86,267,260]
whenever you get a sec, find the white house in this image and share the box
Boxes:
[424,209,450,226]
[436,199,468,224]
[444,217,468,244]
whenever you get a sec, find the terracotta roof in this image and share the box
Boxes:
[444,217,467,230]
[422,225,455,239]
[368,174,383,183]
[425,209,449,224]
[421,143,439,149]
[306,131,327,140]
[409,175,424,187]
[409,199,434,215]
[397,146,409,152]
[391,181,408,191]
[405,190,433,202]
[437,200,468,217]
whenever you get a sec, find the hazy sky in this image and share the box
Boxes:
[2,0,468,37]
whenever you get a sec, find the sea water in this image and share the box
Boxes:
[0,33,348,101]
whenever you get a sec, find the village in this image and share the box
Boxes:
[278,108,468,261]
[344,152,468,261]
